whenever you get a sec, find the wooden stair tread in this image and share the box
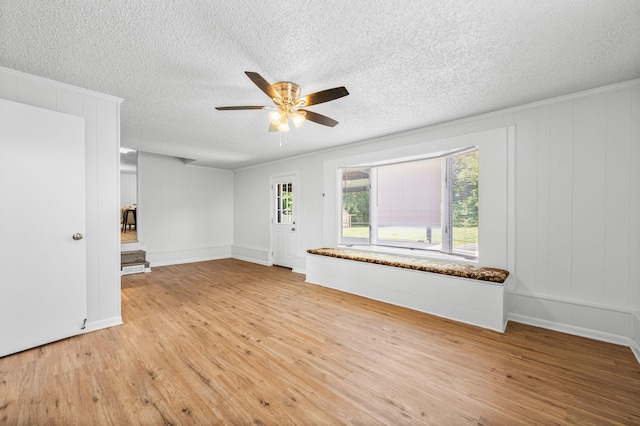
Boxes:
[121,260,150,267]
[121,250,148,270]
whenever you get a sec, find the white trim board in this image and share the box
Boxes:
[231,255,271,267]
[508,313,633,348]
[633,311,640,364]
[147,245,231,267]
[507,292,637,358]
[0,66,123,103]
[231,245,271,266]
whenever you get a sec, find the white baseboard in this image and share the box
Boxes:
[633,311,640,364]
[148,245,232,267]
[507,313,632,348]
[508,294,640,365]
[232,255,304,272]
[230,246,308,272]
[632,340,640,364]
[231,245,270,266]
[508,291,634,339]
[232,255,271,266]
[81,316,123,334]
[151,255,229,267]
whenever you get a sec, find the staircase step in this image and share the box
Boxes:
[121,260,150,268]
[121,250,149,275]
[121,250,146,264]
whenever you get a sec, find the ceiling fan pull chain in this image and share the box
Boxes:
[279,130,289,147]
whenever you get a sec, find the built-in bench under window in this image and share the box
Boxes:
[305,247,509,332]
[307,248,509,283]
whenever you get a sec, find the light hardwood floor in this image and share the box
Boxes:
[120,228,137,243]
[1,259,639,425]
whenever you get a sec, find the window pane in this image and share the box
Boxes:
[341,168,370,244]
[375,159,442,251]
[275,182,293,224]
[450,150,478,257]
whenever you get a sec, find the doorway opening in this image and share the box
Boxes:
[120,148,137,243]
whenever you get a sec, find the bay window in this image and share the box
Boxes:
[340,147,478,258]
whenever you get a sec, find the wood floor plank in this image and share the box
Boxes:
[1,258,639,425]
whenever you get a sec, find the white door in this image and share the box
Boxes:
[271,174,297,268]
[0,98,87,357]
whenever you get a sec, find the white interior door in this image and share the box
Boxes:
[271,174,297,268]
[0,98,87,357]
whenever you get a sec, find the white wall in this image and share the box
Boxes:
[233,80,640,353]
[137,152,233,266]
[120,172,137,207]
[630,84,640,361]
[0,66,122,332]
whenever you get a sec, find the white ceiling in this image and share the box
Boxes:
[2,1,639,170]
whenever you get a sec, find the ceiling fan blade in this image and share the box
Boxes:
[245,71,280,100]
[299,109,339,127]
[301,87,349,106]
[215,106,266,110]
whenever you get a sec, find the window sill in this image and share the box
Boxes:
[338,244,478,266]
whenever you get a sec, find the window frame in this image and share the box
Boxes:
[339,146,479,259]
[324,127,510,269]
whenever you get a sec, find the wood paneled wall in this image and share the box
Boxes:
[137,152,234,266]
[509,84,640,348]
[0,66,123,331]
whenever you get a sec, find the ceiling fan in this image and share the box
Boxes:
[216,71,349,132]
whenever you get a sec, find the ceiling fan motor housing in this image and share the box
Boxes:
[272,82,302,104]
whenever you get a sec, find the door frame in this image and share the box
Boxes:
[270,170,299,268]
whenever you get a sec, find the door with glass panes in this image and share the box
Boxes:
[271,174,297,268]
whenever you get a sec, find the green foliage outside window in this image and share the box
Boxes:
[343,190,369,225]
[452,151,478,228]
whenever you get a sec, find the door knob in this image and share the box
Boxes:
[72,233,84,240]
[291,227,296,231]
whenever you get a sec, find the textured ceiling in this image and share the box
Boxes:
[2,1,639,170]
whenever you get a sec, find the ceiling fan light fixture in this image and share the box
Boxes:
[278,117,290,132]
[269,110,283,126]
[291,111,305,127]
